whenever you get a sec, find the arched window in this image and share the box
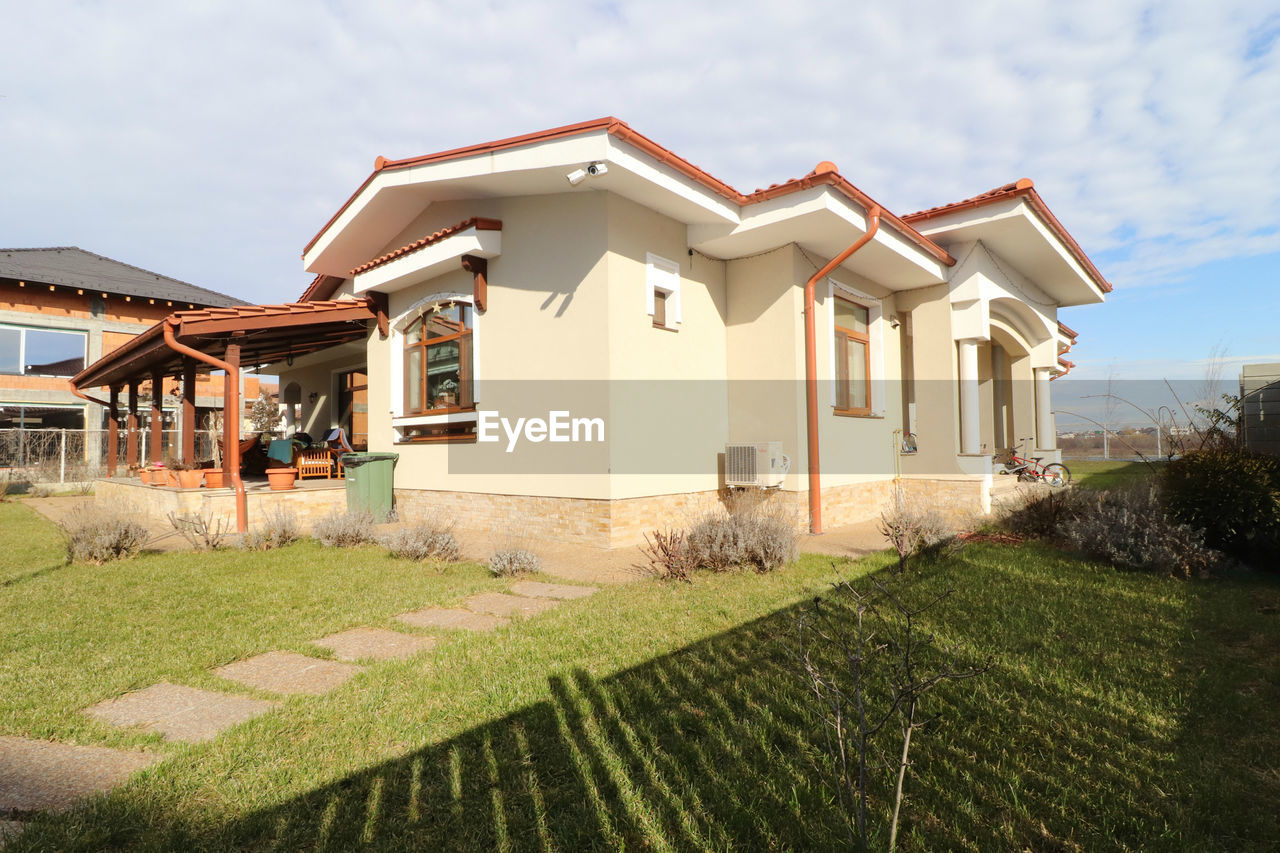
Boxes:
[403,300,474,415]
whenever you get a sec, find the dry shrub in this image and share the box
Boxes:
[313,508,376,547]
[640,528,697,581]
[167,509,231,550]
[643,490,798,579]
[64,505,148,564]
[383,517,460,563]
[1061,486,1221,579]
[998,486,1093,540]
[878,490,955,572]
[489,547,540,577]
[242,505,301,551]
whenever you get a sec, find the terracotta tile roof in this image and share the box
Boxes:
[349,217,502,276]
[1057,320,1079,340]
[299,273,343,302]
[903,179,1113,294]
[300,118,955,295]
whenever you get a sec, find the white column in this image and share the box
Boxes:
[1034,367,1055,450]
[958,338,981,454]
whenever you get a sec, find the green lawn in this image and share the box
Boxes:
[1068,458,1165,490]
[3,500,1278,850]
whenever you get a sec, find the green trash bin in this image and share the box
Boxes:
[342,452,399,522]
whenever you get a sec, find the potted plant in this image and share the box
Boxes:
[139,467,153,485]
[202,465,224,489]
[169,460,203,490]
[148,462,166,486]
[266,465,297,491]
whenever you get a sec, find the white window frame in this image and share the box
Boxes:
[390,292,479,430]
[827,279,886,416]
[0,323,87,377]
[646,252,682,326]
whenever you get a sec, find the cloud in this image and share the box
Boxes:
[1,0,1277,303]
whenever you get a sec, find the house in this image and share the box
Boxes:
[0,248,269,474]
[74,118,1109,543]
[1241,363,1280,457]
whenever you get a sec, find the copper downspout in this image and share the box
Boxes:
[162,320,247,533]
[803,205,881,535]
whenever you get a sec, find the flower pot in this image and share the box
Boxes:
[177,469,203,490]
[164,469,179,488]
[203,469,225,489]
[266,467,297,491]
[139,468,153,485]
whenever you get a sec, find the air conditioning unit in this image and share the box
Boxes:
[724,442,790,489]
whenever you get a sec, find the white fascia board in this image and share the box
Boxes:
[691,187,946,282]
[305,133,611,273]
[351,228,501,295]
[916,200,1106,306]
[603,137,741,223]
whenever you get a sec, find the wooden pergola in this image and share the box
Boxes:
[71,296,383,529]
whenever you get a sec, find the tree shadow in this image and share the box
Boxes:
[16,550,1280,850]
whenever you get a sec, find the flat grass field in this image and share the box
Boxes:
[3,499,1278,851]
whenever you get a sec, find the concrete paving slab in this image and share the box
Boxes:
[215,652,363,696]
[313,628,437,662]
[464,592,561,619]
[395,607,507,633]
[509,581,600,600]
[84,683,276,743]
[0,736,159,815]
[798,518,892,560]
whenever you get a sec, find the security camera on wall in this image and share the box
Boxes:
[586,162,608,176]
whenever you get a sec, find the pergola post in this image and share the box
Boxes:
[222,342,241,481]
[106,385,120,477]
[182,357,197,465]
[149,368,164,464]
[126,381,139,468]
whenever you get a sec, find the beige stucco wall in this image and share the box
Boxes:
[276,342,365,440]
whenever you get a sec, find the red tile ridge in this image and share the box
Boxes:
[1057,320,1079,340]
[349,217,502,277]
[903,179,1113,294]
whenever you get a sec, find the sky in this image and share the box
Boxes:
[2,0,1277,400]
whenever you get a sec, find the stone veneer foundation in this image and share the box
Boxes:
[94,478,349,532]
[394,476,990,549]
[95,475,990,549]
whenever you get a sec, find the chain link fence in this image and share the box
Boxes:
[0,428,216,486]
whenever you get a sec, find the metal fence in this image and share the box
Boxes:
[0,428,216,483]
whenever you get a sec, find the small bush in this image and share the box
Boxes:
[313,509,376,547]
[242,506,301,551]
[688,499,798,573]
[64,506,149,564]
[489,547,540,577]
[382,519,460,562]
[1163,449,1280,568]
[879,490,955,571]
[167,509,231,550]
[641,527,697,582]
[999,486,1093,540]
[1060,486,1221,579]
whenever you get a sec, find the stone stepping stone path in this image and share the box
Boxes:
[0,735,159,824]
[215,651,363,696]
[396,607,507,633]
[464,591,562,618]
[84,683,275,743]
[313,627,437,662]
[509,580,600,600]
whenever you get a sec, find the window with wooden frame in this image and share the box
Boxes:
[833,295,871,415]
[403,301,474,416]
[646,252,681,329]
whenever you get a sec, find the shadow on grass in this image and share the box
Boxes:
[15,547,1280,851]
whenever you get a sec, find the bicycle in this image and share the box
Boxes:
[999,439,1071,487]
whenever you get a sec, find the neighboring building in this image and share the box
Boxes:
[1241,362,1280,457]
[75,118,1110,543]
[0,247,257,468]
